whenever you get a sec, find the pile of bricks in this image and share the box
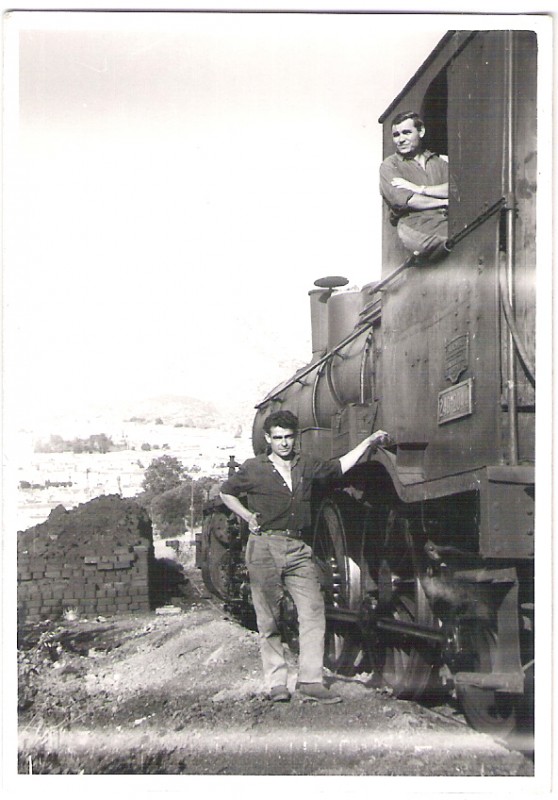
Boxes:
[17,494,155,623]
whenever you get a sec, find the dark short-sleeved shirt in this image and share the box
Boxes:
[220,452,342,531]
[379,149,449,222]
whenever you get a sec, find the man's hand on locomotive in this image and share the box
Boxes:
[365,429,392,449]
[338,429,393,474]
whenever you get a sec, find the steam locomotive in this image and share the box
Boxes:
[198,30,536,736]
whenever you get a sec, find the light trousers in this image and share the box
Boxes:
[398,209,448,260]
[245,533,325,689]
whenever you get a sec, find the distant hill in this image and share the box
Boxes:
[19,395,240,440]
[19,357,308,441]
[122,394,224,429]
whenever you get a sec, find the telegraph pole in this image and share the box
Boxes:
[190,479,194,536]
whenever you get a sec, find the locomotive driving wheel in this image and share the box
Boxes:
[453,573,533,738]
[455,623,518,736]
[375,504,439,700]
[312,497,369,676]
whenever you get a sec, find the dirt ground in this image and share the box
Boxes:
[17,543,535,777]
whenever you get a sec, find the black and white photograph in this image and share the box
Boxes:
[2,4,553,793]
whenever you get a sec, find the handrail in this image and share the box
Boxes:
[362,254,417,302]
[362,196,507,310]
[499,243,536,385]
[504,32,518,466]
[445,196,507,251]
[255,319,374,409]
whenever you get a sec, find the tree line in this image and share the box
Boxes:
[35,433,118,454]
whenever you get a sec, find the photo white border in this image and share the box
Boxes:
[2,5,554,798]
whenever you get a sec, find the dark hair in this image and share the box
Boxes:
[263,410,299,434]
[391,110,424,131]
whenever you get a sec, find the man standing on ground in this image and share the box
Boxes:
[379,110,449,261]
[219,410,390,704]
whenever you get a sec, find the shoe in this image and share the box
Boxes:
[268,685,291,703]
[296,682,342,704]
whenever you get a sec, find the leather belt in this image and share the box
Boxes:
[255,529,302,539]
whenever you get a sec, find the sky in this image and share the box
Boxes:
[2,10,542,432]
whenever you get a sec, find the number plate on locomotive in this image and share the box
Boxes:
[438,378,473,424]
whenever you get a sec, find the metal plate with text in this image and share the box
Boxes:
[437,378,473,425]
[444,333,469,384]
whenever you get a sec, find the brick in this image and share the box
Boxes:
[83,556,99,564]
[18,573,32,581]
[32,572,45,580]
[98,563,115,571]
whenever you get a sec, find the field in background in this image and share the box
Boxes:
[15,421,254,531]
